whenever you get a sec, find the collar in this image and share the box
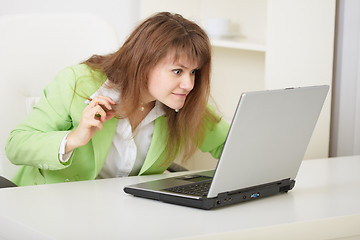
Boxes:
[85,79,120,104]
[140,100,165,127]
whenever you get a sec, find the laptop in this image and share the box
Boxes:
[124,85,329,210]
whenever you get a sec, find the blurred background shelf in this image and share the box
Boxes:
[210,38,266,52]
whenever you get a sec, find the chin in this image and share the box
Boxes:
[164,102,184,111]
[174,104,185,110]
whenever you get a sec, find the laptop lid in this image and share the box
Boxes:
[207,85,329,198]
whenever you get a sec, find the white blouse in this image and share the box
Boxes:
[59,80,165,178]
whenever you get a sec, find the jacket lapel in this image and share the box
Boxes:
[139,116,168,175]
[78,73,116,176]
[91,117,118,175]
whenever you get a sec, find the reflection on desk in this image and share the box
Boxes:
[0,156,360,240]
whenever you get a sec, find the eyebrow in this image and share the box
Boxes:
[172,63,199,70]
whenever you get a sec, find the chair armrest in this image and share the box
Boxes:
[0,176,17,188]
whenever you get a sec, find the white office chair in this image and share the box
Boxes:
[0,12,120,183]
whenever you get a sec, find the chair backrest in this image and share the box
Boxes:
[0,12,120,179]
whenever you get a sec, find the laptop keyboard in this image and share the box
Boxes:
[165,181,211,196]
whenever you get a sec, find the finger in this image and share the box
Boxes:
[99,104,111,113]
[85,117,104,130]
[89,95,115,104]
[88,99,112,112]
[84,102,105,116]
[88,96,115,111]
[83,102,114,124]
[92,105,107,122]
[104,110,116,121]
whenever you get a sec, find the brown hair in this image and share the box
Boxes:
[84,12,219,163]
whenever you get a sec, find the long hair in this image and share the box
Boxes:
[84,12,219,163]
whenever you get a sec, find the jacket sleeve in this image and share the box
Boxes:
[5,67,77,171]
[199,109,230,159]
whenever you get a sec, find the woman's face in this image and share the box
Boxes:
[146,52,198,110]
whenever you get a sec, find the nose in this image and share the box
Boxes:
[179,74,194,92]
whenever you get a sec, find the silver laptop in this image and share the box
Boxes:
[124,85,329,209]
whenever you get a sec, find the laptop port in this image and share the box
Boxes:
[251,193,260,198]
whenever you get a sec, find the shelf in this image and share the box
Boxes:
[210,38,266,52]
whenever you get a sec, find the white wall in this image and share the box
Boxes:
[0,0,139,44]
[265,0,336,160]
[331,0,360,157]
[139,0,267,42]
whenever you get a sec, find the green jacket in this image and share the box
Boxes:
[5,64,229,186]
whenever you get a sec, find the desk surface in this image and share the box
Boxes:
[1,156,360,240]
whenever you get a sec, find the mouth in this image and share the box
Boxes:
[172,93,187,98]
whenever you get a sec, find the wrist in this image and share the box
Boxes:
[65,130,84,153]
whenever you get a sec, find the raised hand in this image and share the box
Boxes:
[65,95,116,153]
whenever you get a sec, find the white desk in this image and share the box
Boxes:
[1,156,360,240]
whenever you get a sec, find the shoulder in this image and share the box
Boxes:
[50,64,107,96]
[59,64,107,84]
[200,106,230,150]
[70,63,105,76]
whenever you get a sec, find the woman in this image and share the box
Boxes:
[5,12,229,186]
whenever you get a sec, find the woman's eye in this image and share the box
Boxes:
[191,69,198,75]
[173,69,182,75]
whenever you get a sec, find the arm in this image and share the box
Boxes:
[5,67,77,170]
[199,108,230,159]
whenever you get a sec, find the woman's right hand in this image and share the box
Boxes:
[65,96,116,153]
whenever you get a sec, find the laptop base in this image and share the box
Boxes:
[124,178,295,210]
